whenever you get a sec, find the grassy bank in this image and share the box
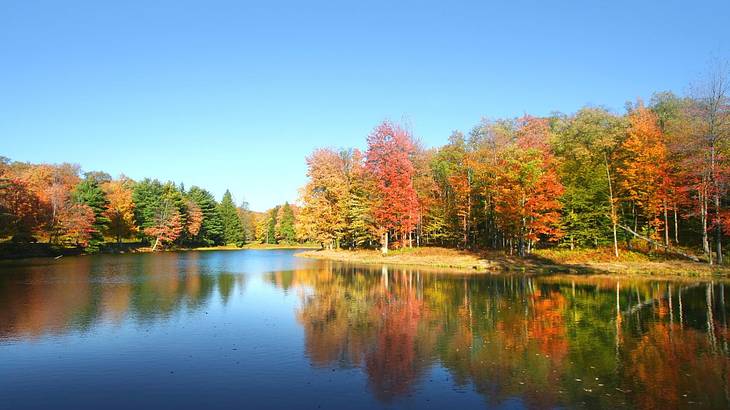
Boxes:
[297,247,491,271]
[296,246,730,277]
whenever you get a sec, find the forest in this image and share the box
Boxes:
[2,69,728,264]
[298,69,730,263]
[0,159,300,254]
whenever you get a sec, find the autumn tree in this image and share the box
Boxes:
[493,116,564,256]
[185,199,203,237]
[102,178,137,243]
[144,198,184,251]
[365,121,419,254]
[344,149,379,248]
[298,148,350,248]
[56,203,95,247]
[618,103,673,245]
[552,108,626,253]
[689,63,730,264]
[0,177,43,239]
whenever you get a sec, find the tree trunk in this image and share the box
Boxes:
[381,231,389,255]
[663,200,669,248]
[712,143,723,265]
[617,224,700,262]
[673,203,679,244]
[604,153,619,258]
[715,193,723,265]
[701,186,711,263]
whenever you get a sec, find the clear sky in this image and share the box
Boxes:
[1,0,728,211]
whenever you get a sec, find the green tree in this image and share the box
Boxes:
[551,108,626,250]
[72,177,110,251]
[218,189,245,246]
[278,202,296,243]
[266,206,279,244]
[237,199,254,244]
[132,178,163,237]
[188,186,224,246]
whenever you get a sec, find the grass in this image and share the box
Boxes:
[296,245,730,277]
[296,247,489,271]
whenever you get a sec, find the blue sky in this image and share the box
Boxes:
[1,0,728,211]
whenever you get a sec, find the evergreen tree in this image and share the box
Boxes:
[267,206,279,244]
[132,178,164,237]
[72,177,110,251]
[132,179,189,247]
[188,186,224,246]
[278,202,296,243]
[218,190,245,246]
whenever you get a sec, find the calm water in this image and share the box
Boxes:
[1,250,729,409]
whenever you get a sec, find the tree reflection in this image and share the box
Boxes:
[0,253,245,338]
[286,267,730,408]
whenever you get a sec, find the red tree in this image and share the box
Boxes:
[365,121,420,253]
[0,177,43,238]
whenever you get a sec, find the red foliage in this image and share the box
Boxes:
[144,204,183,249]
[0,177,43,236]
[365,121,420,244]
[57,203,95,246]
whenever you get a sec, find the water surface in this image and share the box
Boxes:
[1,250,728,409]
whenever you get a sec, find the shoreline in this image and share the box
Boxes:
[295,247,730,278]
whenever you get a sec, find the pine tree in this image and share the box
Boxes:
[187,186,224,246]
[266,206,279,244]
[278,202,296,243]
[72,177,110,251]
[218,190,245,246]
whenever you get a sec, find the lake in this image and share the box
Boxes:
[0,249,728,409]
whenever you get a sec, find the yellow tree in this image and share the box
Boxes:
[618,104,672,244]
[298,148,350,248]
[102,178,137,243]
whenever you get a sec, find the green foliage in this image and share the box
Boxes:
[188,186,224,246]
[218,190,245,246]
[278,202,296,243]
[132,178,164,236]
[72,177,110,251]
[237,200,254,244]
[131,179,187,246]
[551,108,626,247]
[266,206,279,244]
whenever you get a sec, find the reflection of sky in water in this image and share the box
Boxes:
[0,250,729,409]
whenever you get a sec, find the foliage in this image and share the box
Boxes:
[187,186,224,246]
[278,202,296,243]
[218,190,245,246]
[71,177,110,251]
[102,178,137,243]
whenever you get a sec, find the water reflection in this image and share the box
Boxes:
[0,252,246,340]
[270,265,730,409]
[1,252,729,409]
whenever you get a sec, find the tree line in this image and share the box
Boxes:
[298,66,730,262]
[0,162,262,251]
